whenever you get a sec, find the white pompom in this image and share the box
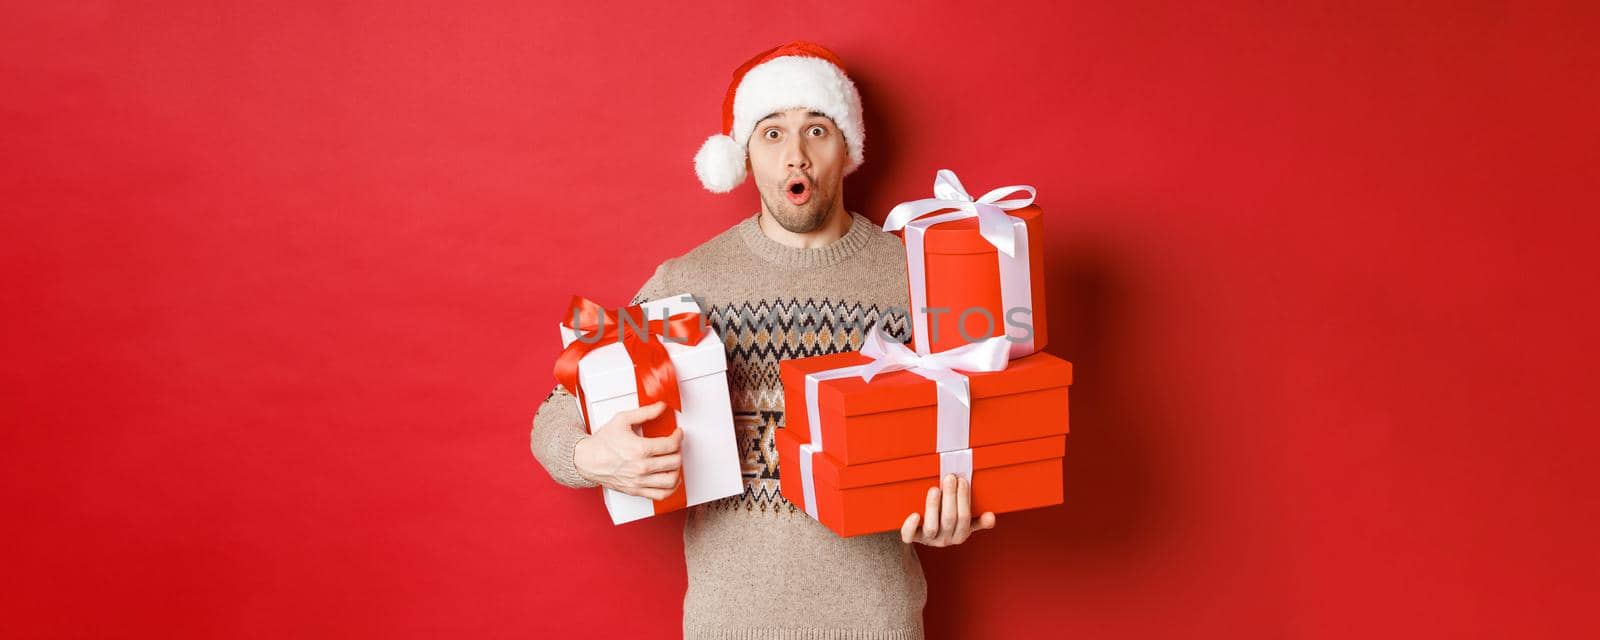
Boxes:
[693,134,747,193]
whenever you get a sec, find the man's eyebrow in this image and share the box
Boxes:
[756,110,832,126]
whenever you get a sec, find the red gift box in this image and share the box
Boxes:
[777,428,1065,538]
[779,348,1072,466]
[884,170,1049,358]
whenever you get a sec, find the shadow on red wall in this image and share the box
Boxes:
[852,69,1180,636]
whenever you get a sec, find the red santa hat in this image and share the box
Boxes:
[692,41,865,193]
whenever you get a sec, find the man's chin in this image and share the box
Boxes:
[763,194,831,234]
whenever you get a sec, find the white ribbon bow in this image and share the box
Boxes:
[882,169,1037,257]
[881,169,1041,357]
[856,325,1011,385]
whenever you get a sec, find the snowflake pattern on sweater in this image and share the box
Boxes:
[688,297,912,514]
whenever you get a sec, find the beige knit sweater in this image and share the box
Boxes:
[531,211,926,639]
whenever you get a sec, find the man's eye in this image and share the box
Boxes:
[809,126,825,136]
[765,129,780,140]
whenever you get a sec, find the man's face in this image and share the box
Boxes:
[746,108,848,233]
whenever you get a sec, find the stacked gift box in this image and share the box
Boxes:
[776,170,1074,537]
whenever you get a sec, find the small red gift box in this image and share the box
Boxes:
[884,169,1049,358]
[777,428,1065,538]
[779,348,1072,466]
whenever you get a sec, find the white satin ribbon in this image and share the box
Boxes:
[799,363,872,519]
[855,328,1010,452]
[796,328,1010,519]
[940,449,974,484]
[798,441,822,519]
[882,169,1038,358]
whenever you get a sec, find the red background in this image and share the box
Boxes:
[4,2,1597,637]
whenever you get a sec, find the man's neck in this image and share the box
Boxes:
[757,206,852,249]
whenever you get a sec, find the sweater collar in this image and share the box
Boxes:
[736,210,876,270]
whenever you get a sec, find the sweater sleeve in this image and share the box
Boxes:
[529,261,673,489]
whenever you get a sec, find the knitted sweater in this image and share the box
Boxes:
[530,210,926,639]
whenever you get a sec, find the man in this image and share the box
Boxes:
[530,41,995,639]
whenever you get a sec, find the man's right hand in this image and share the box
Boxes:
[573,401,684,500]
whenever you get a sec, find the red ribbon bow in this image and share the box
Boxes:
[553,295,709,415]
[553,296,708,515]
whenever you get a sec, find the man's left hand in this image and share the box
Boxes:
[900,473,996,546]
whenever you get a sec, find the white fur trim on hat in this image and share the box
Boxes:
[694,133,747,193]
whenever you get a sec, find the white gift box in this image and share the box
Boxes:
[557,293,742,524]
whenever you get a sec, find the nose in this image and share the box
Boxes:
[782,135,811,172]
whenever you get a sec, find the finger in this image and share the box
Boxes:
[900,513,920,544]
[976,511,997,531]
[618,401,668,425]
[922,486,940,540]
[642,453,682,474]
[952,476,973,544]
[641,488,674,501]
[638,470,681,490]
[640,428,683,456]
[939,474,959,538]
[626,485,672,501]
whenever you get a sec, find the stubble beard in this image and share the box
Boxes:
[759,186,837,234]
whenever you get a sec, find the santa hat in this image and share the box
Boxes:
[692,41,865,193]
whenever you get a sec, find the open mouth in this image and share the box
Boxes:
[785,177,813,205]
